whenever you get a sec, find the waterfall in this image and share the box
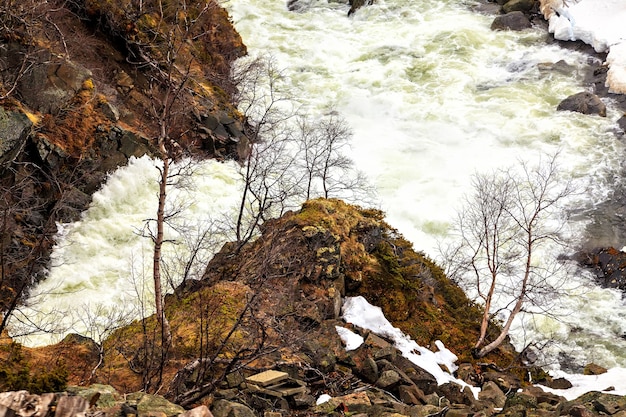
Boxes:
[18,0,626,372]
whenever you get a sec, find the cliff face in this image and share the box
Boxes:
[0,0,247,317]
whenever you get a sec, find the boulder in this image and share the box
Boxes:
[584,363,608,375]
[576,247,626,291]
[435,383,476,407]
[479,381,507,409]
[502,0,536,13]
[491,11,532,31]
[17,55,92,114]
[0,391,55,417]
[375,369,402,390]
[211,401,256,417]
[0,107,32,164]
[483,371,521,393]
[392,355,437,394]
[54,395,89,417]
[70,384,120,409]
[618,115,626,134]
[348,0,374,16]
[128,393,184,417]
[557,92,606,117]
[179,406,214,417]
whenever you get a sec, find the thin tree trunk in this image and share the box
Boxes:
[154,139,172,346]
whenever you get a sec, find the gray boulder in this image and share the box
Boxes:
[0,107,32,164]
[557,92,607,117]
[503,0,536,13]
[491,11,532,31]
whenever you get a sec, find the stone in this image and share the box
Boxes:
[483,371,521,393]
[348,0,374,16]
[502,0,535,13]
[351,349,379,383]
[593,394,625,415]
[18,58,92,114]
[246,370,290,387]
[584,363,608,375]
[226,372,245,388]
[376,370,402,389]
[179,406,213,417]
[505,392,538,410]
[315,392,371,414]
[435,383,475,407]
[398,385,426,405]
[0,107,32,164]
[491,11,532,31]
[55,395,89,417]
[557,92,606,117]
[479,381,507,408]
[211,401,256,417]
[569,405,594,417]
[455,363,479,386]
[543,377,573,390]
[136,394,185,417]
[446,405,474,417]
[0,404,16,417]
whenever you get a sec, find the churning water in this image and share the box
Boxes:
[18,0,626,371]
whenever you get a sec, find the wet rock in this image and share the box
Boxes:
[617,114,626,135]
[491,11,532,31]
[551,378,574,389]
[348,0,374,16]
[584,363,608,375]
[576,247,626,291]
[557,92,607,117]
[502,0,536,14]
[0,107,32,164]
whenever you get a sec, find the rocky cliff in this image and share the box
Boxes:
[0,0,248,319]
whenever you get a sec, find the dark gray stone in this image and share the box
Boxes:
[0,107,32,164]
[557,92,606,117]
[503,0,536,13]
[491,11,532,31]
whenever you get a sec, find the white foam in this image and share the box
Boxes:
[542,0,626,93]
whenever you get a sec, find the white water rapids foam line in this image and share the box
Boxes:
[15,0,626,375]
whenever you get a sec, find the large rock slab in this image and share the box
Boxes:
[0,107,32,164]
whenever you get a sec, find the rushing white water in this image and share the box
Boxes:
[224,0,626,368]
[16,0,626,373]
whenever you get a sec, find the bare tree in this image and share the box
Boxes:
[441,154,576,358]
[74,302,136,384]
[297,112,374,203]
